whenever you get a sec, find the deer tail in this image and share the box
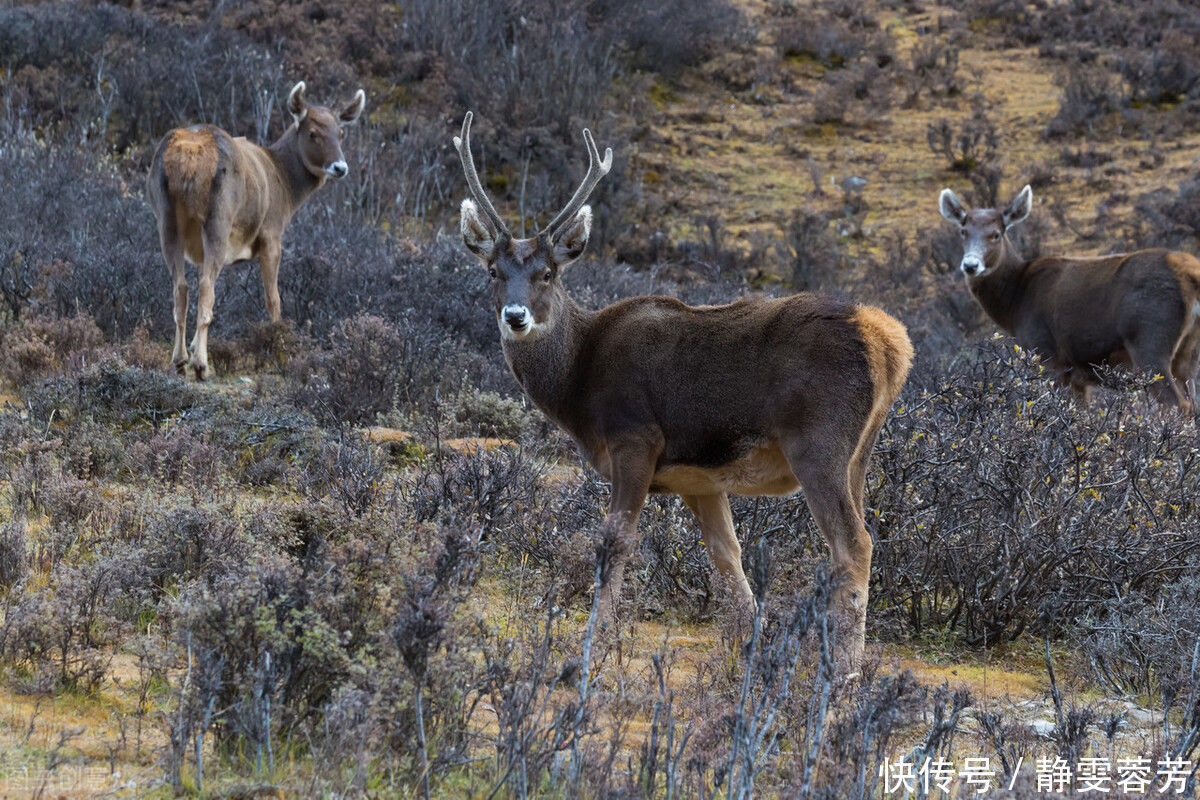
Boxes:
[160,127,220,220]
[854,305,914,413]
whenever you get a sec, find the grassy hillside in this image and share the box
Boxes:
[1,0,1199,796]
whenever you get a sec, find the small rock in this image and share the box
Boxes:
[1030,718,1056,738]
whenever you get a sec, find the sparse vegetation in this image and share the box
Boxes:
[1,0,1199,795]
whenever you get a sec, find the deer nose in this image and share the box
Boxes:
[503,306,530,330]
[960,256,984,277]
[326,161,348,178]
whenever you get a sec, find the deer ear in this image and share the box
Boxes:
[461,199,497,261]
[340,89,366,125]
[551,205,592,267]
[287,81,308,122]
[1003,184,1033,228]
[938,188,967,224]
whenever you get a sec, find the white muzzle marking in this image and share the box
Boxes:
[960,246,985,277]
[325,160,349,178]
[500,304,541,341]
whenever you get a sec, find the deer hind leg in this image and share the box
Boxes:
[1127,330,1190,409]
[157,221,189,375]
[1069,371,1094,407]
[189,226,229,381]
[1171,324,1200,412]
[782,435,871,674]
[681,493,754,623]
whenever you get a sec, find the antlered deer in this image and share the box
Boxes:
[939,185,1200,410]
[454,112,913,670]
[147,81,366,379]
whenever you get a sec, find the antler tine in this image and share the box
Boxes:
[544,127,613,238]
[453,111,510,237]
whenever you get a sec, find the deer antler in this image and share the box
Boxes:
[453,111,510,237]
[544,127,613,239]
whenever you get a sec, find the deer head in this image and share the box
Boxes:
[286,81,366,180]
[455,111,612,341]
[939,185,1032,278]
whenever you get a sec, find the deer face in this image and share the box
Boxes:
[286,82,366,180]
[462,202,593,341]
[939,185,1032,278]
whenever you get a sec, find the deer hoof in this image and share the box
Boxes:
[191,363,208,382]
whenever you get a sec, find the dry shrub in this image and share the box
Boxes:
[904,38,963,106]
[809,62,894,124]
[0,312,103,386]
[292,313,403,425]
[0,519,27,591]
[770,1,895,69]
[1044,61,1126,139]
[0,548,139,693]
[1132,174,1200,249]
[244,318,301,374]
[926,103,999,173]
[779,210,846,290]
[23,357,216,427]
[869,340,1200,646]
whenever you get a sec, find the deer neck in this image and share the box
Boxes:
[267,127,325,217]
[501,293,593,426]
[969,239,1030,335]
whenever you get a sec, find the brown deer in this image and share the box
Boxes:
[939,185,1200,410]
[147,81,366,379]
[454,112,913,670]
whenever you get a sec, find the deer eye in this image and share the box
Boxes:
[309,130,319,141]
[488,267,497,279]
[542,270,553,283]
[989,232,1001,241]
[960,229,968,237]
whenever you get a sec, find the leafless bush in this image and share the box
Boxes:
[810,62,894,125]
[391,526,483,798]
[0,519,27,591]
[926,103,999,174]
[302,435,390,518]
[778,210,846,290]
[293,313,404,425]
[1132,175,1200,249]
[595,0,754,77]
[0,312,104,386]
[0,133,160,334]
[0,2,284,155]
[1083,568,1200,701]
[24,357,216,428]
[770,1,895,69]
[870,340,1200,646]
[904,38,963,106]
[398,0,624,223]
[1044,61,1126,139]
[0,549,136,693]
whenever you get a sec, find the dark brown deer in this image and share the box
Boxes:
[455,112,913,670]
[939,185,1200,410]
[147,81,366,379]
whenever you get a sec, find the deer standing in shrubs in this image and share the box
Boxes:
[148,81,366,379]
[940,185,1200,411]
[454,111,913,672]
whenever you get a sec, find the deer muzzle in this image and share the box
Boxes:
[503,304,530,332]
